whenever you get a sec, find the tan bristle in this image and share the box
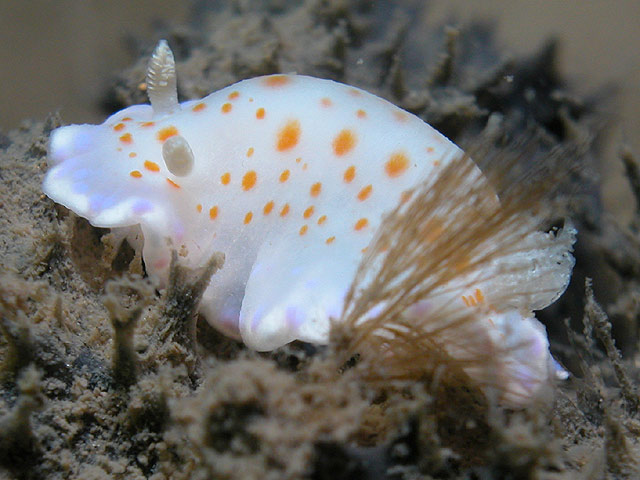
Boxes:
[332,140,576,405]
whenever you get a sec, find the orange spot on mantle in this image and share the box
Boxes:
[166,178,181,189]
[221,103,232,113]
[242,170,257,191]
[130,170,142,178]
[263,75,290,87]
[144,160,160,172]
[357,184,372,201]
[354,218,368,231]
[263,201,274,215]
[279,169,290,183]
[385,151,410,178]
[157,126,178,142]
[317,215,327,225]
[276,120,301,151]
[326,236,336,244]
[244,212,253,225]
[280,204,290,217]
[209,206,219,220]
[332,129,356,156]
[113,123,126,132]
[343,166,356,183]
[256,107,265,119]
[299,225,308,236]
[221,172,231,185]
[192,102,206,112]
[310,182,322,197]
[393,111,408,123]
[119,133,133,144]
[228,90,240,100]
[303,206,314,219]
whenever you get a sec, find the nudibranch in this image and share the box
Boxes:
[43,40,575,404]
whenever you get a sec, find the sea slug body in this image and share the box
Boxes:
[43,41,575,405]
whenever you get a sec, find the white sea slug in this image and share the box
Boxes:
[43,41,575,404]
